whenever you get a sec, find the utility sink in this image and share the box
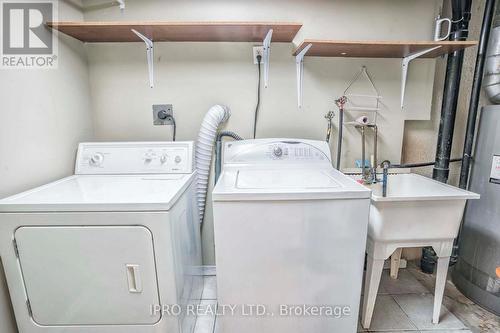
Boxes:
[364,173,480,242]
[360,173,480,329]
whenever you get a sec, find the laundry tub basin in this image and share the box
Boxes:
[366,173,479,243]
[361,173,479,329]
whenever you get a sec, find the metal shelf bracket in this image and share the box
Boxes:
[296,43,312,109]
[401,46,441,108]
[132,29,154,88]
[117,0,125,11]
[263,29,273,88]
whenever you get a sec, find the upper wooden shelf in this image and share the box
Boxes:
[293,39,478,58]
[47,21,302,43]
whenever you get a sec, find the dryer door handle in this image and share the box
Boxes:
[126,264,143,293]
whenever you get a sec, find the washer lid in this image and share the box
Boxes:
[213,167,370,201]
[0,173,195,212]
[236,169,341,189]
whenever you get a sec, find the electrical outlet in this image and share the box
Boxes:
[253,46,264,64]
[152,104,173,125]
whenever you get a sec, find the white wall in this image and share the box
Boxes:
[0,2,93,198]
[83,0,442,264]
[0,1,93,332]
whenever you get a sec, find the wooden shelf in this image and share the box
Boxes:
[47,21,302,43]
[293,39,478,58]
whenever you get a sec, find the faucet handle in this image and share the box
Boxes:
[380,160,391,169]
[380,160,390,197]
[335,96,347,109]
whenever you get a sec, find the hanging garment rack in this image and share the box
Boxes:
[336,66,381,170]
[343,66,382,123]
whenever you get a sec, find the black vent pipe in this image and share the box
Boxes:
[459,0,497,189]
[423,0,473,274]
[433,0,472,183]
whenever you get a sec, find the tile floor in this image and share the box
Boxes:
[193,262,500,333]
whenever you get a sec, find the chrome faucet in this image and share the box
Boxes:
[380,160,391,197]
[357,124,378,184]
[325,111,335,143]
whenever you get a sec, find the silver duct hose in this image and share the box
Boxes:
[484,7,500,103]
[195,105,231,224]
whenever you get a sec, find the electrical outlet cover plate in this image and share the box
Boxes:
[152,104,173,125]
[253,46,264,64]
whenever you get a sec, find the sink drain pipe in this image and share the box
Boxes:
[391,158,462,169]
[460,0,497,189]
[432,0,472,184]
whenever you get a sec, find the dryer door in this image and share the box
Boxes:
[15,226,161,326]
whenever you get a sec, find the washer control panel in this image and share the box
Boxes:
[75,142,195,174]
[224,139,331,164]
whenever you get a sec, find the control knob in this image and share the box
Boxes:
[89,153,104,166]
[144,151,160,164]
[273,146,283,158]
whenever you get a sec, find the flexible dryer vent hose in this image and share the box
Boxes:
[195,104,231,224]
[484,5,500,103]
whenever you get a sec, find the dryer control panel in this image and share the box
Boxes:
[75,142,195,174]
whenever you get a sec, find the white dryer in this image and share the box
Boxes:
[213,138,371,333]
[0,142,202,333]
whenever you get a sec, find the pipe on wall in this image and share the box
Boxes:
[433,0,472,184]
[336,109,343,170]
[424,0,472,274]
[392,157,462,169]
[460,0,497,189]
[335,96,347,170]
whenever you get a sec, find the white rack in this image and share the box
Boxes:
[343,66,382,125]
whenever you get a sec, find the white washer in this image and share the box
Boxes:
[0,142,202,333]
[213,138,371,333]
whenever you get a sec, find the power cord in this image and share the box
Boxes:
[253,54,262,139]
[166,115,176,141]
[157,109,176,141]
